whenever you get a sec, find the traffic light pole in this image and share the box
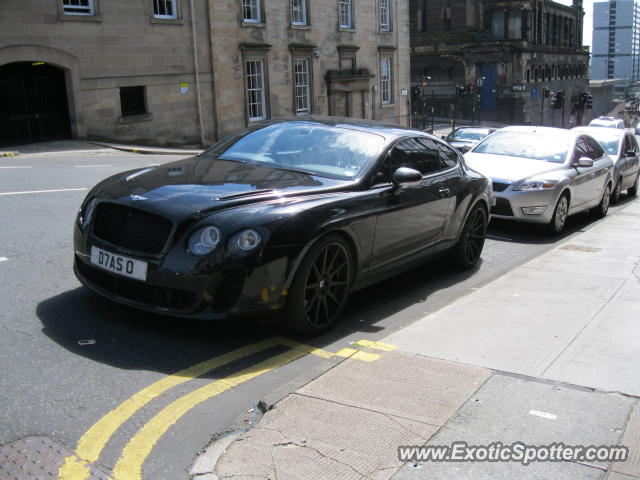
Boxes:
[561,90,565,129]
[541,95,544,125]
[431,90,434,133]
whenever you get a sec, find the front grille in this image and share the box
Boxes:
[491,197,514,216]
[77,258,196,310]
[492,181,510,192]
[212,268,246,313]
[92,202,172,254]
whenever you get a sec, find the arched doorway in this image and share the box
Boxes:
[0,62,72,146]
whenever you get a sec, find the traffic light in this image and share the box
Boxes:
[456,85,466,99]
[585,93,593,109]
[550,91,564,109]
[543,88,550,98]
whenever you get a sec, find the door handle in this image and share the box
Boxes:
[588,172,597,178]
[438,187,451,196]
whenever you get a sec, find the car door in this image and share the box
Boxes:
[570,135,600,209]
[368,137,453,271]
[583,136,610,205]
[621,133,638,189]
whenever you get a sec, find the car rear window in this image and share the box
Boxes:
[472,131,569,163]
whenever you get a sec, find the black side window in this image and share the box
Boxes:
[585,136,604,158]
[418,137,459,170]
[631,135,639,153]
[574,136,601,160]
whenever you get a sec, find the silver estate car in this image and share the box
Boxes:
[571,126,640,203]
[465,126,614,234]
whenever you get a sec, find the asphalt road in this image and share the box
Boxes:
[0,147,635,479]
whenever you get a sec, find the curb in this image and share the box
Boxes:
[85,141,203,156]
[0,152,18,157]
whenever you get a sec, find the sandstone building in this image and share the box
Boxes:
[409,0,589,126]
[0,0,409,147]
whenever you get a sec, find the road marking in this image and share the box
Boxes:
[59,337,382,480]
[352,339,398,352]
[529,410,558,420]
[0,257,7,262]
[0,166,31,169]
[74,165,114,168]
[112,347,307,480]
[0,188,88,196]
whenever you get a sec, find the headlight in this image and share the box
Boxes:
[236,229,262,251]
[188,225,222,255]
[512,180,558,191]
[79,197,98,229]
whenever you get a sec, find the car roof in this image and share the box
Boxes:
[571,126,626,138]
[251,116,434,142]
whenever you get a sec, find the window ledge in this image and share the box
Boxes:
[242,21,266,28]
[378,30,393,35]
[381,103,395,108]
[291,24,311,30]
[58,14,102,22]
[339,27,356,33]
[150,17,183,25]
[118,113,153,124]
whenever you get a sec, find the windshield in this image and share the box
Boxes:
[472,131,569,163]
[203,122,385,180]
[589,120,620,129]
[451,129,490,141]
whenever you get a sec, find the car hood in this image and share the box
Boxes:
[93,156,352,216]
[464,153,565,183]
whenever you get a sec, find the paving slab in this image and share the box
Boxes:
[392,375,634,480]
[215,394,438,480]
[296,351,491,426]
[613,402,640,478]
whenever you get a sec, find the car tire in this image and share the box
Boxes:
[281,234,353,336]
[628,173,639,197]
[593,183,611,219]
[547,193,569,235]
[452,204,487,270]
[611,178,622,204]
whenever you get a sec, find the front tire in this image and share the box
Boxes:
[452,204,487,269]
[593,183,611,218]
[611,178,622,204]
[547,193,569,235]
[628,173,639,197]
[282,235,353,336]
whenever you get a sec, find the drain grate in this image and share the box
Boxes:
[0,436,111,480]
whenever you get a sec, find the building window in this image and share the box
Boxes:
[120,86,147,116]
[245,59,267,121]
[339,0,353,29]
[380,57,392,104]
[491,11,505,40]
[380,0,391,31]
[62,0,93,15]
[293,59,311,114]
[507,11,522,40]
[243,0,261,23]
[153,0,177,18]
[291,0,307,25]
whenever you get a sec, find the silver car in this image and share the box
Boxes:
[571,126,640,203]
[464,126,614,234]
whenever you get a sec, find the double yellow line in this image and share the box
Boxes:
[58,337,394,480]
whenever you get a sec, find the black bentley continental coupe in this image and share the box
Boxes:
[74,118,491,335]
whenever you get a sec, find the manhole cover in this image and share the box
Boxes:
[560,244,601,253]
[0,436,111,480]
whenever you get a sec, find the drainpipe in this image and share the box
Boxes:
[190,0,205,146]
[205,0,219,141]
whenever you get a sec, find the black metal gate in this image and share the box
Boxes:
[0,62,72,147]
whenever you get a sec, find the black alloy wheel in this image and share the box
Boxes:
[282,234,353,335]
[453,205,487,269]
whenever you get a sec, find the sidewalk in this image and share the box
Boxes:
[192,199,640,480]
[0,139,203,157]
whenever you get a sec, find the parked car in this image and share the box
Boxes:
[74,118,491,335]
[464,126,613,234]
[445,127,497,153]
[571,126,640,202]
[588,116,625,129]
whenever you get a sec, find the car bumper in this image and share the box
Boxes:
[74,225,302,320]
[490,187,561,224]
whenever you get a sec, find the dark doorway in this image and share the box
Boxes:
[0,62,72,147]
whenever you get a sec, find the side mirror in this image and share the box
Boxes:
[441,135,447,140]
[574,157,594,168]
[392,167,422,187]
[626,151,637,158]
